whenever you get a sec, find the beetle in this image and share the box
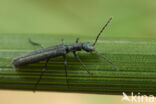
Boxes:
[12,17,118,90]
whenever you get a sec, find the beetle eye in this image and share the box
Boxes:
[88,44,93,49]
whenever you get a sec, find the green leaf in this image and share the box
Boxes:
[0,34,156,95]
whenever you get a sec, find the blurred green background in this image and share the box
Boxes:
[0,0,156,38]
[0,0,156,104]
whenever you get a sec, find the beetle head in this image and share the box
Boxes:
[82,42,94,52]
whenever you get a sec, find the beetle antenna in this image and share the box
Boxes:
[95,50,118,70]
[93,17,112,46]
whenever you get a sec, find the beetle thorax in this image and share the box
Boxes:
[66,43,83,52]
[66,42,94,53]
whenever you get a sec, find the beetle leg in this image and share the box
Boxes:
[63,55,69,88]
[62,39,64,43]
[73,51,92,75]
[28,38,44,48]
[76,38,79,43]
[62,39,69,88]
[33,58,50,92]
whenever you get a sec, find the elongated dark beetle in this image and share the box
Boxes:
[12,17,118,91]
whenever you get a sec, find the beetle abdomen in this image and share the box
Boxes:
[12,44,66,68]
